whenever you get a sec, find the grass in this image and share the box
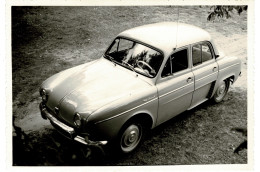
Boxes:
[12,89,247,165]
[12,6,247,165]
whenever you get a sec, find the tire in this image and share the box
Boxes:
[117,120,145,154]
[212,79,230,103]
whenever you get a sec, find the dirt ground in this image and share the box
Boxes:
[12,6,247,165]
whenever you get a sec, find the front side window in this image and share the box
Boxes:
[161,58,171,77]
[192,42,213,66]
[161,49,188,77]
[105,38,163,78]
[171,49,188,73]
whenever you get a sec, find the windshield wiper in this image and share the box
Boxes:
[123,62,138,77]
[105,54,116,66]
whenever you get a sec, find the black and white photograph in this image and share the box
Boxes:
[6,1,254,169]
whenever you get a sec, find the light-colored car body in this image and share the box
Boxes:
[39,22,241,153]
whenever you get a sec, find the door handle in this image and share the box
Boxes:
[187,77,193,83]
[213,67,217,72]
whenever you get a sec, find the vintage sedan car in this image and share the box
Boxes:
[39,22,241,154]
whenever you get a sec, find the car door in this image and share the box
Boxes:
[189,42,219,109]
[156,47,194,126]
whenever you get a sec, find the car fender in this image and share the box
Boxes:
[211,55,241,97]
[90,93,158,140]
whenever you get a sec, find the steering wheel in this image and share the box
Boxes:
[137,61,156,75]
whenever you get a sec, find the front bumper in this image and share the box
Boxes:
[39,103,107,146]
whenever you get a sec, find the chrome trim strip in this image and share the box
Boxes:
[196,71,218,82]
[219,63,239,72]
[187,98,208,110]
[95,97,158,124]
[163,90,194,105]
[195,82,212,91]
[159,82,194,99]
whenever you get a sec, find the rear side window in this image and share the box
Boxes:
[192,44,201,66]
[192,42,213,66]
[201,43,213,62]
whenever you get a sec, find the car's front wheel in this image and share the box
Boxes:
[212,79,230,103]
[118,121,144,154]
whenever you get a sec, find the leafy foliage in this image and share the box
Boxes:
[231,128,247,154]
[207,6,247,21]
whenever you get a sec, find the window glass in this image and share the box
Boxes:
[108,39,119,54]
[192,44,201,66]
[161,48,188,77]
[105,38,163,78]
[118,39,134,52]
[171,49,188,73]
[161,58,171,77]
[201,43,213,62]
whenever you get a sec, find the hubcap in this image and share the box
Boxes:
[120,124,142,152]
[215,81,227,101]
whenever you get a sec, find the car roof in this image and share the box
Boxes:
[118,22,212,55]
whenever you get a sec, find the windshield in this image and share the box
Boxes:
[104,38,164,78]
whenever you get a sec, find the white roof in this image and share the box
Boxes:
[118,22,212,55]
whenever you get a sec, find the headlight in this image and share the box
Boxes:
[40,89,48,102]
[74,113,82,127]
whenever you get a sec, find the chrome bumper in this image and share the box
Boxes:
[39,103,107,146]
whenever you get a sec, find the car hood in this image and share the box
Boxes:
[43,58,152,124]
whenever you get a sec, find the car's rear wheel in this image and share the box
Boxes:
[118,121,144,154]
[213,79,230,103]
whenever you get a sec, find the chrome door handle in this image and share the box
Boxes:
[213,67,217,72]
[187,77,193,83]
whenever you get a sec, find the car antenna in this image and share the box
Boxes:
[174,6,180,51]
